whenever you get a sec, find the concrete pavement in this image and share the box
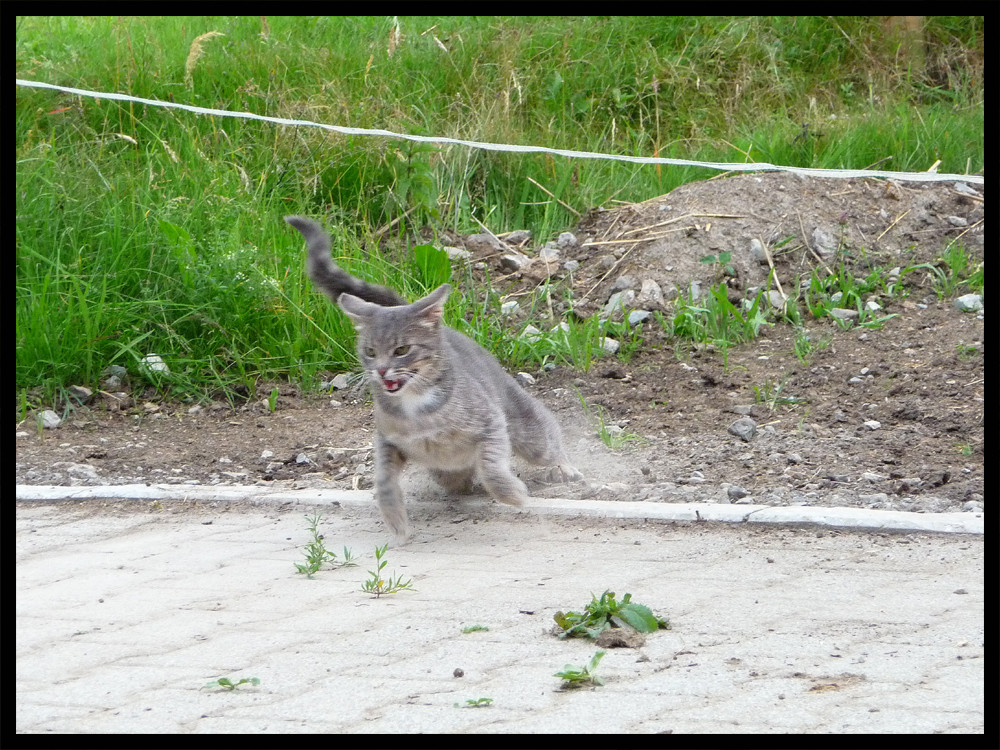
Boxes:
[16,491,984,734]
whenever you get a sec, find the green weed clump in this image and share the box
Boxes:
[554,590,670,639]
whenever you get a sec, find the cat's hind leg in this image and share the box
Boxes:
[544,463,584,483]
[505,397,583,483]
[475,432,529,507]
[510,411,583,483]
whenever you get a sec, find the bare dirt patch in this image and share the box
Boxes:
[16,174,984,518]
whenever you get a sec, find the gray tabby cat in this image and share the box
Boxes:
[286,216,582,544]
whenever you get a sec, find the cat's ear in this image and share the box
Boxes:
[338,292,377,324]
[414,284,451,328]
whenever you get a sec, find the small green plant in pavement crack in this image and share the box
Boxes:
[454,697,494,708]
[295,514,355,578]
[555,650,606,688]
[361,543,414,597]
[204,676,260,691]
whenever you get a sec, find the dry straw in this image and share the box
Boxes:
[184,31,225,89]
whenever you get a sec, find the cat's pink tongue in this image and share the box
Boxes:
[383,379,402,392]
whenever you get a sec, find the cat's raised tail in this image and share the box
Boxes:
[285,215,407,308]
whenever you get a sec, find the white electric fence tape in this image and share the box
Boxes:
[16,79,984,185]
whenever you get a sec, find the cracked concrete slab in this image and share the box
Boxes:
[16,493,984,734]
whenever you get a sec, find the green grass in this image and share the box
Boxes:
[665,283,774,368]
[577,393,647,450]
[15,16,984,399]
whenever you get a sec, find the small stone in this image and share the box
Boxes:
[38,410,62,429]
[556,232,579,250]
[766,290,788,311]
[728,417,757,442]
[945,215,968,227]
[862,420,882,430]
[811,227,838,257]
[538,244,560,263]
[953,294,983,312]
[140,354,171,376]
[499,252,532,271]
[627,310,651,326]
[520,325,543,343]
[602,290,635,321]
[829,308,859,322]
[500,300,520,316]
[749,238,768,263]
[611,275,638,293]
[515,372,536,387]
[600,337,620,355]
[504,229,532,245]
[465,232,503,252]
[443,246,472,263]
[67,385,93,403]
[727,485,749,501]
[562,259,580,273]
[296,453,311,465]
[860,493,891,507]
[635,279,664,309]
[330,373,352,390]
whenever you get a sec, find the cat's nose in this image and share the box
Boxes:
[377,367,388,377]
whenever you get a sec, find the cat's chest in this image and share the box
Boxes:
[375,403,485,464]
[384,425,480,468]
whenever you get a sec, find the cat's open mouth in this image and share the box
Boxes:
[382,377,405,393]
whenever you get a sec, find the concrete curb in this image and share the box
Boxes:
[15,484,983,535]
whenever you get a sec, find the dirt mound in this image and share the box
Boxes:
[460,172,983,318]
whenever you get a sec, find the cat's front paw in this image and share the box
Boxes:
[388,527,413,548]
[545,464,584,483]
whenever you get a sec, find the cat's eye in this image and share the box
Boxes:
[393,345,411,357]
[364,347,376,358]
